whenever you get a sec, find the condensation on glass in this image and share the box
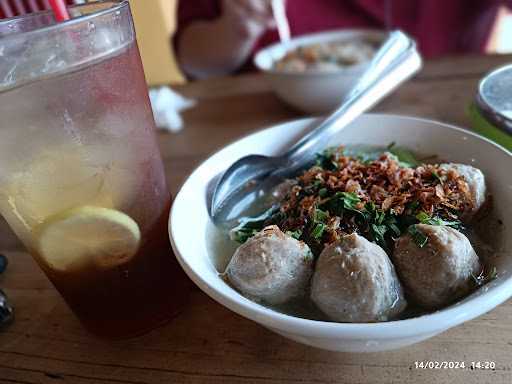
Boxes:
[0,1,187,339]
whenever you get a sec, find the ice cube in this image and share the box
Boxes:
[5,146,111,227]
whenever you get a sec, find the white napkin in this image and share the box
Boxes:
[149,86,196,132]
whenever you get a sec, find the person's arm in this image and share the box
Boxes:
[177,0,274,79]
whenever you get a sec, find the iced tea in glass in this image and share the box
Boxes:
[0,1,188,338]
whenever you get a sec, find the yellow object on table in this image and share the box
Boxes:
[129,0,185,85]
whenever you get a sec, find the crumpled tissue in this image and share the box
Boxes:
[149,86,196,132]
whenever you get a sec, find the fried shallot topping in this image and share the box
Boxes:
[232,147,473,255]
[286,151,473,218]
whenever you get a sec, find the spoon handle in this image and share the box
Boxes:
[284,31,422,164]
[271,0,291,43]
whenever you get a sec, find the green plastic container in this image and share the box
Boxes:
[470,64,512,151]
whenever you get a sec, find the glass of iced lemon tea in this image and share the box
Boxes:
[0,0,188,338]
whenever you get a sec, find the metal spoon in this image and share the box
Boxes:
[209,31,422,227]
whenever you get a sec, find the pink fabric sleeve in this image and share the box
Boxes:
[173,0,505,76]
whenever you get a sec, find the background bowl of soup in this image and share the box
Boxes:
[169,114,512,352]
[254,29,385,114]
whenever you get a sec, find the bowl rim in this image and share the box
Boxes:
[253,28,387,77]
[170,113,512,339]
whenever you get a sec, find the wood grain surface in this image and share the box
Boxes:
[1,54,512,384]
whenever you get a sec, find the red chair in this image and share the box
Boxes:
[0,0,77,19]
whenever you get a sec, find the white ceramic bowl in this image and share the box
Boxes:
[170,114,512,352]
[254,29,385,114]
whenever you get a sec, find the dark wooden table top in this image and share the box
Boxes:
[1,54,512,384]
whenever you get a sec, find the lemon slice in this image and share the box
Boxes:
[36,206,141,272]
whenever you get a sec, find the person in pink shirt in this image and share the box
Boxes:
[175,0,501,79]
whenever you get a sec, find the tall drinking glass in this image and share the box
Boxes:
[0,0,188,338]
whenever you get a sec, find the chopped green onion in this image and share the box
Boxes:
[431,171,443,184]
[313,208,329,223]
[340,192,361,211]
[229,207,279,243]
[371,224,388,247]
[388,223,402,238]
[415,211,462,229]
[407,200,420,213]
[320,191,361,216]
[230,228,258,243]
[408,225,428,248]
[311,223,326,240]
[286,229,303,240]
[315,148,338,170]
[416,211,430,223]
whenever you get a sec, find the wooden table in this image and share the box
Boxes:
[1,54,512,384]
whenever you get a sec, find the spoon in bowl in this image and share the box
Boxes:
[209,30,422,227]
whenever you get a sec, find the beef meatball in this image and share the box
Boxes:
[440,163,487,220]
[393,224,481,309]
[226,225,313,305]
[310,233,406,322]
